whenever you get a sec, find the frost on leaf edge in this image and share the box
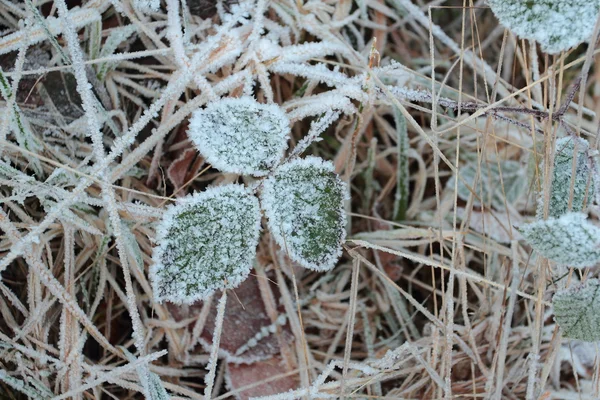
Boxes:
[187,96,290,177]
[487,0,600,55]
[519,212,600,268]
[261,156,349,272]
[150,184,261,304]
[553,278,600,342]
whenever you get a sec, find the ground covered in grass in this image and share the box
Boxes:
[0,0,599,399]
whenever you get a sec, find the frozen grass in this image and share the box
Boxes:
[0,0,599,399]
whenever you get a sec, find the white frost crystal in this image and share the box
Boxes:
[188,97,290,176]
[519,212,600,268]
[261,157,348,271]
[133,0,160,13]
[150,185,261,304]
[538,136,595,219]
[488,0,600,54]
[553,279,600,342]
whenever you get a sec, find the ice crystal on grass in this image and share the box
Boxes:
[553,279,600,342]
[488,0,600,54]
[519,212,600,268]
[538,137,595,219]
[150,185,261,304]
[188,97,290,176]
[261,157,348,271]
[133,0,161,13]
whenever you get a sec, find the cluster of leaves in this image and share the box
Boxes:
[519,136,598,268]
[488,0,600,54]
[517,136,600,341]
[151,97,347,304]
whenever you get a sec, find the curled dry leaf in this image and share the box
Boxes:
[168,275,293,363]
[226,356,298,400]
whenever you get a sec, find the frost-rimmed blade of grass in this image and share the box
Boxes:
[553,279,600,342]
[519,212,600,268]
[393,106,409,221]
[188,97,290,176]
[538,136,595,219]
[150,184,261,304]
[261,156,348,271]
[133,0,161,13]
[488,0,600,54]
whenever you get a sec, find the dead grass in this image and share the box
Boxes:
[0,0,599,399]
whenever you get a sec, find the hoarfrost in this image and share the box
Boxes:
[519,212,600,268]
[488,0,600,54]
[133,0,161,13]
[188,97,290,176]
[553,279,600,342]
[538,136,595,219]
[150,184,261,304]
[261,157,348,272]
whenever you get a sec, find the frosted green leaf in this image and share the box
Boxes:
[261,156,348,271]
[538,136,594,219]
[519,212,600,268]
[150,184,261,304]
[148,372,170,400]
[488,0,600,54]
[188,97,290,176]
[553,279,600,342]
[448,159,527,211]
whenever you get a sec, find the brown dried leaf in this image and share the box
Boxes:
[226,356,298,400]
[168,275,293,363]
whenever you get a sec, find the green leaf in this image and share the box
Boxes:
[539,136,595,219]
[488,0,600,54]
[519,212,600,268]
[188,97,290,176]
[448,159,527,211]
[148,372,170,400]
[553,279,600,342]
[261,156,348,271]
[150,184,261,304]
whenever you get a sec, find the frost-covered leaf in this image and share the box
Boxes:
[188,97,290,176]
[519,212,600,268]
[150,184,261,304]
[148,372,170,400]
[553,279,600,342]
[488,0,600,54]
[456,207,522,244]
[539,136,595,219]
[261,157,348,271]
[448,159,527,211]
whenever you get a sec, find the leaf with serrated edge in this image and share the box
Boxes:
[188,97,289,176]
[150,184,261,304]
[261,156,348,271]
[519,212,600,268]
[488,0,600,54]
[553,279,600,342]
